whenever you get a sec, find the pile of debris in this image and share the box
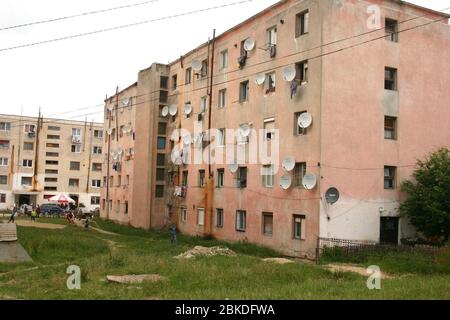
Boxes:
[174,246,236,259]
[106,274,167,284]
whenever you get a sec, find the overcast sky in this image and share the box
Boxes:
[0,0,448,123]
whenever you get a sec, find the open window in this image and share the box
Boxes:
[296,10,309,37]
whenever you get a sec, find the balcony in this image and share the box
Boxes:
[71,135,82,144]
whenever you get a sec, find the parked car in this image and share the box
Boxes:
[19,204,33,215]
[40,204,66,217]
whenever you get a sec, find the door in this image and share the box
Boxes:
[19,194,31,205]
[380,217,399,244]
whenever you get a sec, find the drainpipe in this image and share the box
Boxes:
[86,121,93,193]
[32,108,41,191]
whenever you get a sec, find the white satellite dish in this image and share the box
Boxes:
[161,106,169,117]
[283,66,297,82]
[117,148,123,155]
[122,98,130,107]
[182,134,192,145]
[244,38,255,51]
[239,124,251,137]
[107,128,113,135]
[191,60,202,72]
[282,156,296,172]
[169,105,178,116]
[107,105,114,112]
[228,163,239,173]
[184,104,193,116]
[280,175,292,190]
[303,173,317,190]
[298,112,313,129]
[255,73,266,86]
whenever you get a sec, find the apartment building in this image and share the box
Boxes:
[100,0,450,257]
[0,114,104,211]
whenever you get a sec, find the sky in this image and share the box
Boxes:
[0,0,448,123]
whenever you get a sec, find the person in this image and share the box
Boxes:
[36,205,41,218]
[8,204,17,223]
[84,215,91,230]
[66,211,74,224]
[31,206,37,222]
[23,205,29,217]
[169,224,177,244]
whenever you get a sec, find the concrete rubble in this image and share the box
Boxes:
[174,246,236,259]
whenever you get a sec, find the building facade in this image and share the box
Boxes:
[0,114,104,211]
[100,0,450,258]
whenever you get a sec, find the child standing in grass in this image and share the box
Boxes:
[31,206,37,222]
[169,224,177,244]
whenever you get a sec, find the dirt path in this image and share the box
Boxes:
[12,220,66,230]
[324,264,394,279]
[73,220,119,236]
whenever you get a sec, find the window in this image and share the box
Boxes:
[201,59,208,78]
[0,122,11,131]
[21,176,32,186]
[180,207,187,223]
[24,142,34,151]
[124,201,129,214]
[218,89,227,108]
[109,176,114,186]
[385,67,397,91]
[46,152,59,157]
[160,91,168,103]
[45,169,58,174]
[0,194,5,203]
[92,180,101,188]
[172,74,178,90]
[44,186,57,191]
[69,179,79,187]
[160,76,168,89]
[296,10,309,37]
[263,213,273,236]
[294,162,307,188]
[158,122,167,135]
[384,166,396,189]
[156,168,165,182]
[92,163,102,172]
[72,128,81,137]
[46,160,58,165]
[185,68,192,84]
[216,208,224,228]
[239,81,250,102]
[115,200,120,213]
[295,61,308,83]
[236,210,246,232]
[47,135,60,140]
[217,168,224,188]
[200,96,208,113]
[94,130,103,139]
[293,215,306,240]
[70,161,81,171]
[264,118,275,140]
[125,175,130,186]
[198,208,205,226]
[155,185,164,198]
[45,177,58,182]
[0,140,10,149]
[267,26,277,46]
[93,146,102,154]
[265,72,276,93]
[217,128,226,146]
[262,165,275,188]
[47,125,60,131]
[198,170,206,187]
[119,125,124,138]
[71,144,81,153]
[385,18,399,42]
[384,116,397,140]
[0,157,8,166]
[117,175,122,187]
[157,154,165,167]
[220,50,228,69]
[0,175,7,184]
[157,136,166,150]
[91,196,100,205]
[182,171,188,187]
[22,159,33,168]
[24,124,36,133]
[294,111,308,135]
[46,143,59,148]
[237,167,247,188]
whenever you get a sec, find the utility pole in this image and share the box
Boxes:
[32,108,41,191]
[115,86,119,142]
[86,120,93,193]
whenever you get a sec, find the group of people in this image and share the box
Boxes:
[8,203,39,223]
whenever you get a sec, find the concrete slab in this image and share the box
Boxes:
[0,242,33,263]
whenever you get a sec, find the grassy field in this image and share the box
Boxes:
[0,217,449,300]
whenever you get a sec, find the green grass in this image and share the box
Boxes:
[0,218,449,300]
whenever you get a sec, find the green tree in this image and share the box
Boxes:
[400,148,450,243]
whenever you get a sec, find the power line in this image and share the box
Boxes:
[0,0,162,32]
[0,0,255,53]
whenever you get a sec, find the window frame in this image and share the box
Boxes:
[216,208,224,228]
[262,212,274,236]
[235,210,247,232]
[296,10,310,37]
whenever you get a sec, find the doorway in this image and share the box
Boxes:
[380,217,399,244]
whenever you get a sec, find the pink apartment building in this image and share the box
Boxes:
[101,0,450,258]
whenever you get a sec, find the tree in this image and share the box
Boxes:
[400,148,450,243]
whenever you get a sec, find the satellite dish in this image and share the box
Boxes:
[303,173,317,190]
[298,112,313,129]
[282,156,295,172]
[325,187,340,205]
[184,104,193,116]
[255,73,266,85]
[169,104,178,116]
[280,175,292,190]
[283,66,297,82]
[161,106,169,117]
[107,105,114,112]
[244,38,255,51]
[107,128,113,135]
[239,124,251,137]
[117,148,123,155]
[171,149,183,165]
[182,134,192,145]
[228,163,239,173]
[192,60,202,72]
[122,98,130,107]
